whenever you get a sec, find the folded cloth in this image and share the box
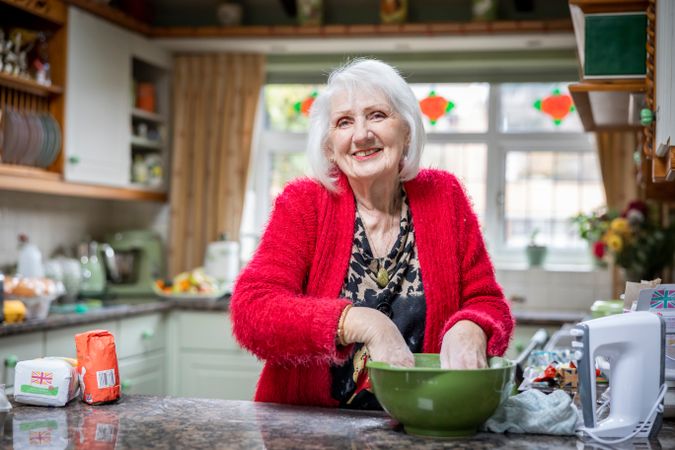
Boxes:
[482,389,581,436]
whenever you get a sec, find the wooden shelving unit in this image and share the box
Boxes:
[62,0,573,39]
[0,163,167,201]
[568,80,646,131]
[0,72,63,97]
[0,0,168,202]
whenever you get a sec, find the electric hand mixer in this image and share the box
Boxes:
[573,311,666,442]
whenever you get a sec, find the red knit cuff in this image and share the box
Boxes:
[441,309,511,357]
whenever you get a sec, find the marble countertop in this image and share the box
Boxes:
[0,296,584,338]
[1,396,672,449]
[0,298,229,337]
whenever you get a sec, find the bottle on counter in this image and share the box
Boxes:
[17,234,44,278]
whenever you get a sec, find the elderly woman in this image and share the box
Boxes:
[231,59,513,408]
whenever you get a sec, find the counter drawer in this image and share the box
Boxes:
[45,321,118,359]
[117,313,166,359]
[0,332,44,388]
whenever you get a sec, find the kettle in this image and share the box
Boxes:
[78,240,118,297]
[203,234,239,288]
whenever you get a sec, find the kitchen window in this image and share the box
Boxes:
[241,82,602,268]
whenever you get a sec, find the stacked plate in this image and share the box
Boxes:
[0,108,62,168]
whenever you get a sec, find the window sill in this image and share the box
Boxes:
[493,262,601,273]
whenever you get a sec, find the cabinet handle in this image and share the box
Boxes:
[121,380,132,391]
[640,108,654,126]
[5,355,18,368]
[141,329,155,340]
[68,156,80,164]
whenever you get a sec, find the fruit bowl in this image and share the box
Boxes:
[367,353,514,438]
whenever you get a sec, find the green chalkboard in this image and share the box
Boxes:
[584,13,647,77]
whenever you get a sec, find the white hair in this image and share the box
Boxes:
[305,58,426,192]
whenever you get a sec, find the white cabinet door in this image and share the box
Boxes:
[0,333,44,388]
[170,311,263,400]
[64,7,131,187]
[178,352,261,400]
[118,352,166,395]
[655,0,675,157]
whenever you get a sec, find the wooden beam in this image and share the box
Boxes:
[0,0,67,25]
[63,0,151,35]
[569,0,648,14]
[151,19,573,39]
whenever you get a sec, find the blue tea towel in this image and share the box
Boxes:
[482,389,581,436]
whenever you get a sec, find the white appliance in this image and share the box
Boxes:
[573,311,665,441]
[203,238,240,289]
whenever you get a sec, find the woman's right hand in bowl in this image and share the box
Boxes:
[342,306,414,368]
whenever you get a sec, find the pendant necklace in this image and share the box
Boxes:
[358,205,399,289]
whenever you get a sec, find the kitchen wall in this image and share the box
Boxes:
[496,268,612,312]
[0,191,169,269]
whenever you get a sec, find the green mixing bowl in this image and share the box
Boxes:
[367,353,514,438]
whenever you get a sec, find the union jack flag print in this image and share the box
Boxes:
[29,430,52,445]
[31,371,53,385]
[650,290,675,309]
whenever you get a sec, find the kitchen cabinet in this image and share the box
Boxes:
[0,312,165,396]
[568,0,648,131]
[45,320,119,357]
[64,6,132,187]
[650,0,675,181]
[64,6,171,190]
[118,351,165,395]
[168,311,262,400]
[0,332,44,390]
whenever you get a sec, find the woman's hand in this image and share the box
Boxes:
[342,307,414,368]
[440,320,487,369]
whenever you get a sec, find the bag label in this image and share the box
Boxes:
[20,385,58,396]
[96,369,116,389]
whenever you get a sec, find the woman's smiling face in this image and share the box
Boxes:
[326,88,409,185]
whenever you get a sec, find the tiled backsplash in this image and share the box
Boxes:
[0,192,169,268]
[496,268,612,312]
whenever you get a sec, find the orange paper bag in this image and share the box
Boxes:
[75,330,121,404]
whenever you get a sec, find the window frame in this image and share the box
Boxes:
[243,83,600,269]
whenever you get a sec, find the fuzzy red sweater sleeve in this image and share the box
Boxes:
[230,180,352,366]
[441,177,514,356]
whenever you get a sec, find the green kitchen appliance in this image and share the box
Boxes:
[104,230,165,297]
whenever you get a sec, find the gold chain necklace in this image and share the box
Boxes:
[357,206,399,288]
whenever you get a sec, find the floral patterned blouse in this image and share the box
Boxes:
[330,191,426,409]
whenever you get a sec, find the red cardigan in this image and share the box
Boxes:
[230,169,514,406]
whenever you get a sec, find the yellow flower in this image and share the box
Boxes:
[605,232,623,252]
[610,218,630,235]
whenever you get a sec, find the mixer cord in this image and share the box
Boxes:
[576,383,667,445]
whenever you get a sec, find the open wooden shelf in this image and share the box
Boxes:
[0,72,63,97]
[132,108,165,123]
[0,0,67,25]
[61,0,573,38]
[63,0,150,35]
[0,163,167,201]
[568,80,646,131]
[151,19,573,39]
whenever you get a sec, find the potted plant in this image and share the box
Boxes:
[572,200,675,282]
[526,228,547,268]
